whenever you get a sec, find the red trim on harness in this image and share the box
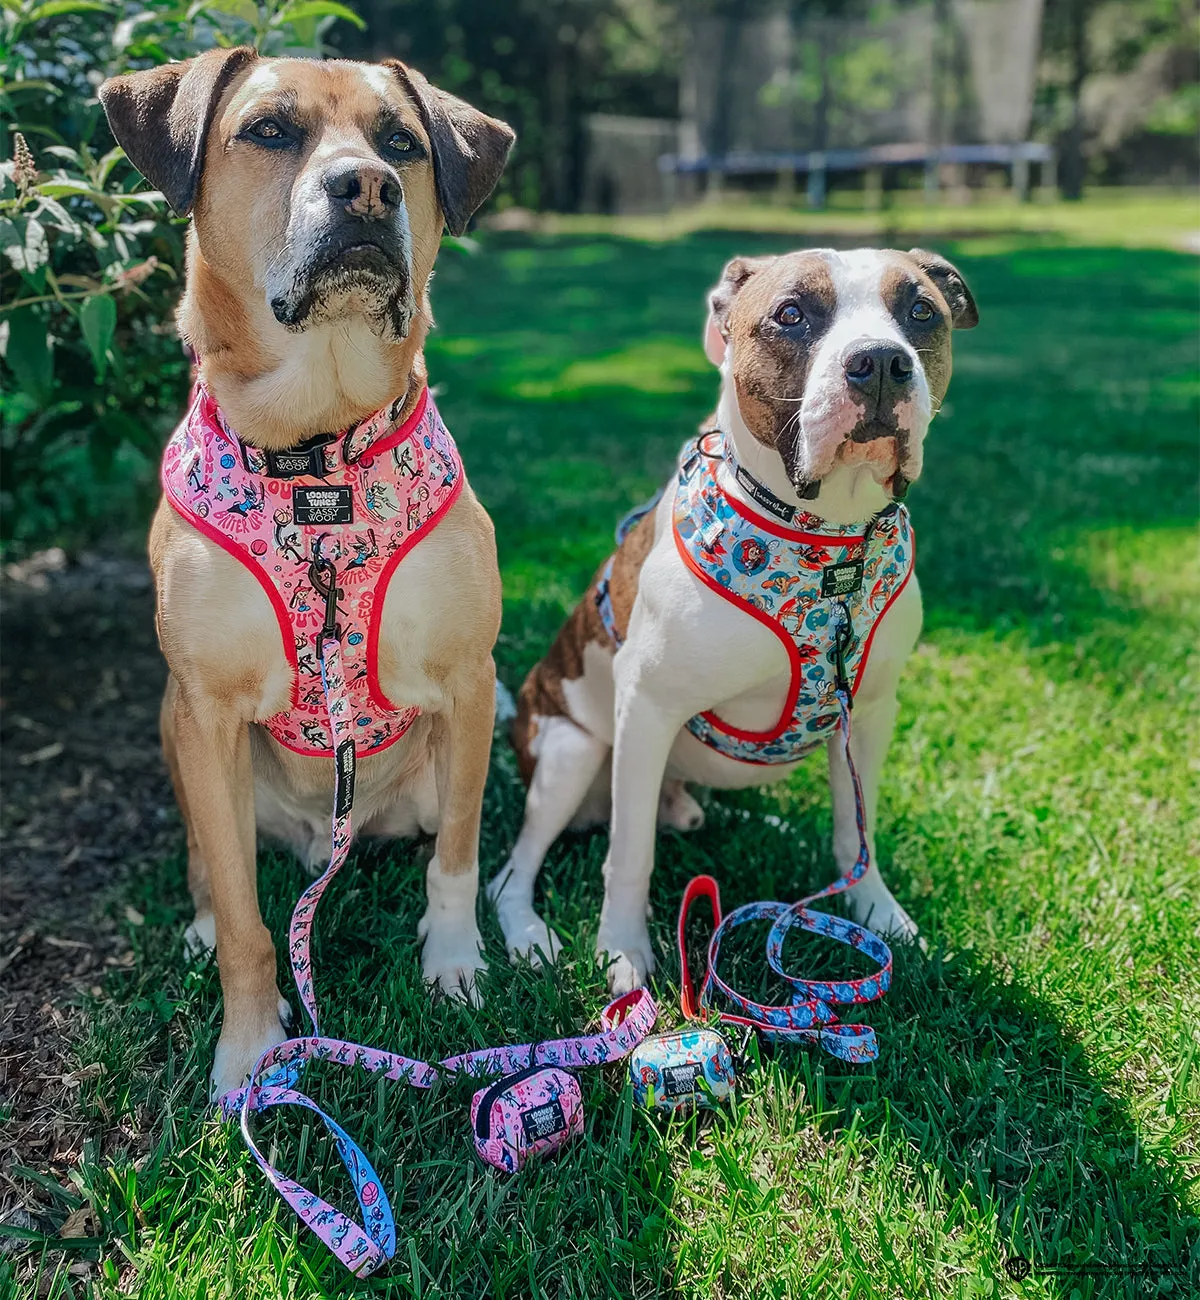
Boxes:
[849,529,915,695]
[672,521,800,745]
[162,493,302,715]
[365,469,465,714]
[199,383,431,469]
[358,386,429,464]
[700,433,869,544]
[673,505,914,751]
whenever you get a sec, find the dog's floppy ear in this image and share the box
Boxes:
[386,61,514,237]
[704,255,772,366]
[907,249,979,329]
[99,47,256,217]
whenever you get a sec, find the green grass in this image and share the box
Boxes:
[9,218,1199,1299]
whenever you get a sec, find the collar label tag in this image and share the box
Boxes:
[734,465,796,523]
[821,559,864,597]
[266,446,328,479]
[294,486,353,525]
[520,1098,567,1142]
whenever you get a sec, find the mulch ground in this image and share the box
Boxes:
[0,549,173,1246]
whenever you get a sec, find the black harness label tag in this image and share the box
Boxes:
[520,1098,567,1142]
[267,447,327,479]
[334,738,356,819]
[821,559,864,598]
[662,1061,705,1098]
[294,485,352,525]
[734,465,796,523]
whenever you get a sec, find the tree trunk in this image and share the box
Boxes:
[1060,0,1089,200]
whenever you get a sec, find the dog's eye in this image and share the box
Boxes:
[245,119,291,146]
[774,302,804,327]
[910,299,935,322]
[383,129,416,156]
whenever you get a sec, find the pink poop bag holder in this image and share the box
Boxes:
[217,608,656,1278]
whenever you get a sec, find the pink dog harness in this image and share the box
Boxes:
[161,384,463,756]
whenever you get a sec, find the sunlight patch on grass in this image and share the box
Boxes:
[512,339,710,401]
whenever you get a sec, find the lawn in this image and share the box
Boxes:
[6,214,1199,1299]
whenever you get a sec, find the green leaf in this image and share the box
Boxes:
[0,78,61,97]
[272,1,365,30]
[31,194,79,236]
[79,294,116,381]
[2,214,49,278]
[26,0,113,20]
[36,179,109,201]
[3,307,54,404]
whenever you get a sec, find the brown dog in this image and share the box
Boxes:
[100,50,512,1096]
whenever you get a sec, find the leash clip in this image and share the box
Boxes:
[832,600,853,706]
[308,536,342,651]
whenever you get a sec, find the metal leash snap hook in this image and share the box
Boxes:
[832,600,853,705]
[308,535,342,650]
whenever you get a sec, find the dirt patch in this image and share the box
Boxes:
[0,549,173,1235]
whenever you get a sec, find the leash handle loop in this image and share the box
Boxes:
[681,692,891,1065]
[677,874,721,1020]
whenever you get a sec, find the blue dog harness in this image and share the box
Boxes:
[597,433,915,765]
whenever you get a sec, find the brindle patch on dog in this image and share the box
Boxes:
[714,251,838,487]
[511,507,656,783]
[881,257,956,408]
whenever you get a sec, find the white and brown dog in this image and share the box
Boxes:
[100,50,513,1095]
[491,247,977,992]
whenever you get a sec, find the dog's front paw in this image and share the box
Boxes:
[498,907,564,968]
[596,923,656,995]
[210,997,291,1102]
[419,916,486,1006]
[847,890,920,946]
[488,874,563,968]
[183,912,216,961]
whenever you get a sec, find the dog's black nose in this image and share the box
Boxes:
[322,159,401,217]
[845,342,914,389]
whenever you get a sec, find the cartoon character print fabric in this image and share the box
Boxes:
[671,434,915,765]
[628,1028,735,1112]
[161,384,463,757]
[470,1066,585,1172]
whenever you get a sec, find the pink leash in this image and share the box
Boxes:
[217,547,656,1276]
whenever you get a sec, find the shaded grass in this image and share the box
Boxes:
[5,225,1198,1299]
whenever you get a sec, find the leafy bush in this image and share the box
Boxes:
[0,0,365,549]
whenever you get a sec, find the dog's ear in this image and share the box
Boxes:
[99,47,256,217]
[906,249,979,329]
[704,255,772,366]
[386,61,514,237]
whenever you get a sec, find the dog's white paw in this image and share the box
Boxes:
[487,869,564,967]
[500,907,564,968]
[419,916,486,1006]
[209,999,290,1102]
[183,912,216,960]
[657,782,705,832]
[596,923,656,994]
[848,891,921,946]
